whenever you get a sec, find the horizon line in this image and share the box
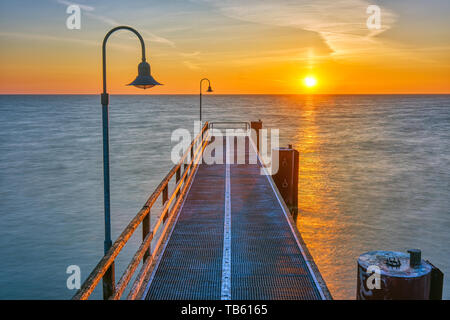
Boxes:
[1,93,450,96]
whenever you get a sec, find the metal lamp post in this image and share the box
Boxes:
[199,78,213,124]
[100,26,161,299]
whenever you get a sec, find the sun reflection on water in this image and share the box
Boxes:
[293,96,348,299]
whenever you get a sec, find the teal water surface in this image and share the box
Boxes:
[0,94,449,299]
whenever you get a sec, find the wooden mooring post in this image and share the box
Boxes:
[251,120,262,152]
[272,145,299,215]
[357,249,444,300]
[250,120,299,216]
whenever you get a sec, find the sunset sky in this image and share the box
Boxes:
[0,0,449,94]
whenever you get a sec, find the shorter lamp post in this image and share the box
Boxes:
[199,78,213,124]
[101,25,162,299]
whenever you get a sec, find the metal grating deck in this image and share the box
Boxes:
[145,163,225,300]
[144,137,324,300]
[230,163,322,299]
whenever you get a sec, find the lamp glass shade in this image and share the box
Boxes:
[127,61,162,89]
[207,85,213,92]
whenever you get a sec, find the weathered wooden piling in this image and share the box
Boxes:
[250,120,262,152]
[427,260,444,300]
[357,249,444,300]
[272,145,299,215]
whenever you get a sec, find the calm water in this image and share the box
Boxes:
[0,94,449,299]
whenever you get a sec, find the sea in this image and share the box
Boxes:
[0,94,449,299]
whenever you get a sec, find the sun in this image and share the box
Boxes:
[303,76,318,88]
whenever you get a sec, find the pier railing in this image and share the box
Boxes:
[208,121,251,132]
[73,122,209,300]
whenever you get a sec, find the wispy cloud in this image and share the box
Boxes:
[200,0,397,57]
[179,51,203,70]
[84,12,120,26]
[179,51,201,57]
[141,31,176,48]
[56,0,94,12]
[54,0,176,47]
[0,31,134,51]
[183,60,201,70]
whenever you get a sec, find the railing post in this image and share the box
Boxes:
[162,185,169,223]
[176,167,181,198]
[142,210,150,262]
[162,185,168,205]
[102,264,115,300]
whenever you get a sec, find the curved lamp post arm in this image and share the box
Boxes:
[102,26,147,95]
[200,78,211,92]
[101,26,148,255]
[199,78,212,123]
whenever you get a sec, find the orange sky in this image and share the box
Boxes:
[0,0,449,94]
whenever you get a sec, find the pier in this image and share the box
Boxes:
[73,121,332,300]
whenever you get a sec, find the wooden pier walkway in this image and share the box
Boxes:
[73,122,331,300]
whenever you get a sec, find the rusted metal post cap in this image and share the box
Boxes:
[357,250,432,300]
[408,249,422,268]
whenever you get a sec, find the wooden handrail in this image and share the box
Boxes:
[112,129,209,299]
[111,230,154,299]
[143,123,208,210]
[209,121,251,132]
[127,134,209,300]
[73,122,209,300]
